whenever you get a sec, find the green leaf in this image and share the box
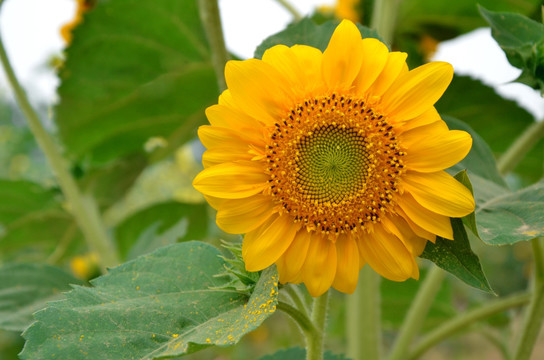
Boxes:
[421,218,493,293]
[21,242,279,360]
[382,268,455,331]
[475,179,544,245]
[480,6,544,92]
[56,0,217,165]
[437,77,542,183]
[255,18,383,59]
[0,180,80,261]
[453,171,480,240]
[444,115,506,187]
[0,263,83,331]
[114,201,209,260]
[259,347,351,360]
[395,0,542,67]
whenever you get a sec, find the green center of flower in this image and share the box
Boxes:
[296,125,371,204]
[265,94,406,237]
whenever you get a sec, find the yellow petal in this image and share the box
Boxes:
[332,234,360,294]
[202,147,253,167]
[301,236,337,297]
[395,207,437,242]
[243,214,300,271]
[368,51,408,97]
[381,61,453,121]
[352,38,390,95]
[403,171,475,217]
[382,215,428,257]
[322,20,364,91]
[396,193,453,239]
[262,44,325,98]
[277,229,312,283]
[357,226,417,281]
[225,59,293,126]
[198,125,257,152]
[402,129,472,172]
[215,194,276,234]
[397,107,443,133]
[192,162,269,199]
[206,103,266,134]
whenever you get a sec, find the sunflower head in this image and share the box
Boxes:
[193,20,474,297]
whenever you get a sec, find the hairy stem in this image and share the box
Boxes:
[0,25,118,271]
[497,119,544,175]
[347,267,382,360]
[306,290,330,360]
[285,284,310,317]
[197,0,229,92]
[387,265,445,360]
[513,238,544,360]
[409,292,531,360]
[277,301,317,335]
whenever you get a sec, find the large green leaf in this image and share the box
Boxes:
[474,178,544,245]
[480,6,544,92]
[0,263,83,331]
[21,242,279,359]
[395,0,542,67]
[56,0,217,165]
[421,218,493,293]
[444,115,505,187]
[114,201,209,260]
[0,180,80,261]
[254,18,382,59]
[438,77,542,182]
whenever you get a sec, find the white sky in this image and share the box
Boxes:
[0,0,542,119]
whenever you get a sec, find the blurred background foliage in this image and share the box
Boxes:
[0,0,543,359]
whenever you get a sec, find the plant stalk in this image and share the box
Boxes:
[497,119,544,175]
[370,0,402,45]
[197,0,229,92]
[0,24,118,271]
[347,266,382,360]
[306,290,330,360]
[513,237,544,360]
[277,301,317,335]
[274,0,303,21]
[409,292,531,360]
[387,265,445,360]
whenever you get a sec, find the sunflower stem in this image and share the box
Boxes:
[497,119,544,175]
[347,266,382,360]
[370,0,402,45]
[0,21,118,272]
[274,0,303,21]
[387,265,445,360]
[277,301,317,336]
[513,237,544,360]
[409,292,531,360]
[197,0,229,92]
[306,289,330,360]
[285,284,311,317]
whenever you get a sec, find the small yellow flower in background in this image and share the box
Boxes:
[70,253,99,280]
[60,0,94,44]
[334,0,360,22]
[193,20,475,297]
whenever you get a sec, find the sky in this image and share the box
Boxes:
[0,0,542,119]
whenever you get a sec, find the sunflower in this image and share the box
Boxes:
[193,20,474,297]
